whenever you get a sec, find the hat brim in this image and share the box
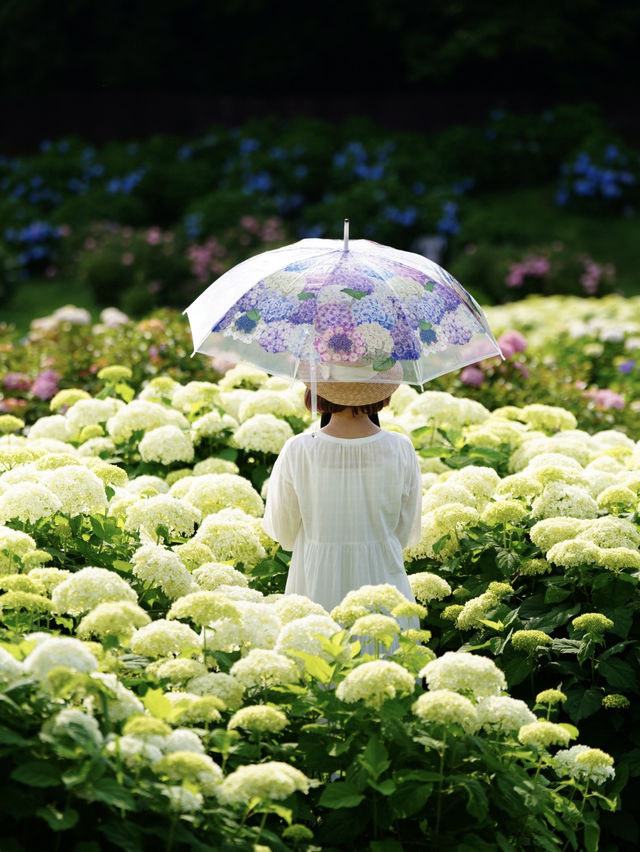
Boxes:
[307,380,400,406]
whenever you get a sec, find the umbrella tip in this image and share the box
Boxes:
[343,218,349,252]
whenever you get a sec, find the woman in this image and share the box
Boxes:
[262,365,422,612]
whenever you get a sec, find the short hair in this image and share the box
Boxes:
[303,388,389,416]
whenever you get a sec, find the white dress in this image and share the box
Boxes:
[262,429,423,612]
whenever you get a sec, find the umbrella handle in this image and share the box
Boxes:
[343,218,349,252]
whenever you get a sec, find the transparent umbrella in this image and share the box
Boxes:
[184,220,503,390]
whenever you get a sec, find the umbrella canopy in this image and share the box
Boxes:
[184,231,502,387]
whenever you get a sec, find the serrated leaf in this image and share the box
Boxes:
[598,657,638,690]
[297,291,316,300]
[115,382,135,403]
[340,287,368,299]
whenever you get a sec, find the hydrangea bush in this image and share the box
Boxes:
[0,359,634,850]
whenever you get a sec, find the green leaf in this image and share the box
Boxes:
[341,288,368,300]
[599,657,638,690]
[360,736,390,780]
[0,724,32,746]
[368,778,396,795]
[544,585,571,604]
[319,782,365,809]
[297,291,316,300]
[372,357,396,372]
[564,686,602,722]
[142,687,174,719]
[290,651,334,683]
[583,818,600,852]
[11,761,61,788]
[551,638,582,655]
[419,321,433,330]
[525,603,580,632]
[246,309,260,320]
[370,840,405,852]
[90,777,136,810]
[502,656,531,687]
[36,805,78,831]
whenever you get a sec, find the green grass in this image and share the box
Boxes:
[2,278,99,334]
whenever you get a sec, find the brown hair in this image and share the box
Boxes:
[304,388,389,416]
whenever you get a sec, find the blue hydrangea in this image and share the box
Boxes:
[235,314,257,333]
[256,291,297,323]
[420,327,438,345]
[352,297,396,329]
[391,323,422,361]
[237,286,264,312]
[422,292,447,323]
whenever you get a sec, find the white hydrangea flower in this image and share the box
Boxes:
[191,411,238,443]
[51,708,104,746]
[216,761,311,804]
[518,721,571,749]
[194,511,266,568]
[52,567,138,615]
[76,601,151,639]
[139,426,195,465]
[120,474,170,496]
[420,652,506,698]
[546,539,601,568]
[130,619,201,658]
[88,672,144,721]
[529,517,587,553]
[271,594,329,623]
[232,414,294,455]
[213,584,264,603]
[192,563,249,591]
[0,647,24,684]
[476,696,536,734]
[409,573,452,603]
[107,734,163,770]
[151,658,207,684]
[163,728,206,754]
[519,404,577,433]
[40,465,107,516]
[218,363,270,391]
[66,398,123,435]
[0,482,62,523]
[422,481,477,512]
[107,400,189,443]
[171,381,219,413]
[27,415,71,443]
[186,672,244,709]
[275,614,343,670]
[181,473,264,519]
[412,689,479,733]
[193,457,239,476]
[228,705,289,734]
[24,636,98,680]
[230,649,300,689]
[152,750,223,796]
[130,545,194,599]
[554,745,615,785]
[0,525,38,573]
[76,437,117,458]
[204,602,281,654]
[124,494,201,538]
[531,483,598,520]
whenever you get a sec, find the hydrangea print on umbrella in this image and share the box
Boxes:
[192,234,502,386]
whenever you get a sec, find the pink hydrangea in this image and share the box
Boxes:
[588,388,625,410]
[315,326,366,363]
[460,366,485,386]
[497,330,527,358]
[30,370,61,400]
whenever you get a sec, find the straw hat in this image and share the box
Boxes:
[300,361,403,406]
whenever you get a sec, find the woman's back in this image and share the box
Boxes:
[262,429,422,611]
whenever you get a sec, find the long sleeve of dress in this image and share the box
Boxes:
[262,443,302,551]
[394,446,423,548]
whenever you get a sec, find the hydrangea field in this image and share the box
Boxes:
[1,301,639,850]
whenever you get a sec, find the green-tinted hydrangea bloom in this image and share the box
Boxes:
[536,689,567,706]
[511,630,553,653]
[571,612,614,634]
[602,694,630,710]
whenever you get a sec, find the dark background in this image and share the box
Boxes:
[2,0,640,149]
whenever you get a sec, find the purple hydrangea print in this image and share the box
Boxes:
[314,303,355,332]
[422,292,447,323]
[237,285,265,312]
[391,322,422,360]
[438,309,475,345]
[289,298,317,325]
[213,306,236,332]
[258,321,291,353]
[432,282,461,312]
